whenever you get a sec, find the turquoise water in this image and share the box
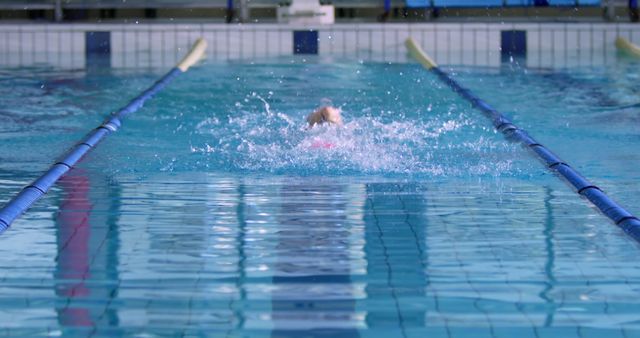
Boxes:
[1,56,639,337]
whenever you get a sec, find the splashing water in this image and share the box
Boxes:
[191,94,520,177]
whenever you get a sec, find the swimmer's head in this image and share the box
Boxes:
[307,106,343,127]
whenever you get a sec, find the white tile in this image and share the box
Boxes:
[6,30,21,53]
[187,30,204,60]
[120,31,135,68]
[565,29,579,59]
[110,30,123,53]
[544,51,557,68]
[630,30,640,45]
[382,30,399,63]
[356,30,370,59]
[72,31,84,54]
[216,30,230,61]
[33,32,48,64]
[344,30,358,53]
[164,30,180,65]
[175,30,193,57]
[551,29,565,54]
[449,29,464,52]
[19,36,35,66]
[460,28,472,53]
[244,29,257,60]
[280,31,292,56]
[261,30,275,57]
[146,37,160,69]
[382,29,396,51]
[527,51,541,69]
[228,30,242,60]
[370,30,383,58]
[527,29,540,54]
[472,29,490,52]
[476,45,489,66]
[488,32,501,58]
[329,29,344,56]
[6,31,20,66]
[59,31,73,68]
[577,29,592,54]
[111,32,124,68]
[396,28,410,46]
[433,28,448,63]
[425,29,439,57]
[149,31,163,54]
[486,50,500,68]
[609,29,623,53]
[254,29,269,60]
[201,30,216,60]
[591,50,606,69]
[0,32,6,66]
[237,29,249,59]
[618,25,635,41]
[446,29,464,65]
[539,30,553,51]
[72,50,85,69]
[318,30,332,55]
[461,48,474,66]
[50,32,62,66]
[137,31,152,68]
[590,26,607,51]
[204,30,217,61]
[577,47,590,67]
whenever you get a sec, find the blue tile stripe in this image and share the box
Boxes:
[428,65,640,243]
[85,31,111,55]
[501,30,527,57]
[293,30,318,54]
[0,67,182,234]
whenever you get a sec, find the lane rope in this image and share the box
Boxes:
[615,36,640,58]
[405,37,640,243]
[0,38,208,234]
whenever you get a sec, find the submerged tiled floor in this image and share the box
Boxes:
[1,173,639,337]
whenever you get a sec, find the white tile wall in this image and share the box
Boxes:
[0,23,638,69]
[211,30,231,60]
[227,29,242,59]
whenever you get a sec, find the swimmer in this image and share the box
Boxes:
[306,106,343,128]
[306,106,342,149]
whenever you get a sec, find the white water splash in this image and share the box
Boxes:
[189,94,523,176]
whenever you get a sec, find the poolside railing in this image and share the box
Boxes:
[0,0,610,22]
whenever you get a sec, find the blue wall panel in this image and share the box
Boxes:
[293,30,319,55]
[501,30,527,58]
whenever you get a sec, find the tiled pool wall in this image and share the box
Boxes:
[0,23,638,69]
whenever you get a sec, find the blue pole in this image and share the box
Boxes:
[405,38,640,243]
[0,68,180,233]
[429,66,640,242]
[0,38,207,235]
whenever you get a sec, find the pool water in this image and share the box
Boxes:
[1,56,639,337]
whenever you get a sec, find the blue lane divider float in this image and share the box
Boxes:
[0,38,207,235]
[405,37,640,243]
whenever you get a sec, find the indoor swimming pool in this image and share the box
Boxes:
[1,53,639,337]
